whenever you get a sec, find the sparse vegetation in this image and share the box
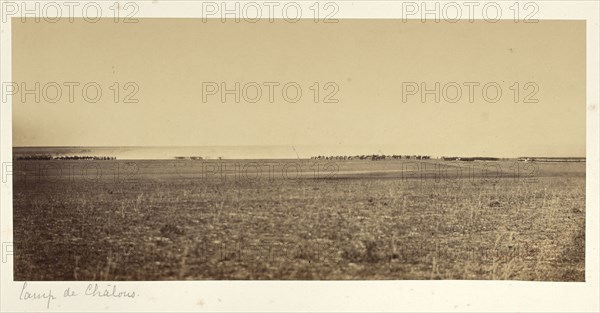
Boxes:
[13,159,585,281]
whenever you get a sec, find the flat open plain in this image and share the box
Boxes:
[12,159,585,280]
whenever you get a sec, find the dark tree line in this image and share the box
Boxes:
[15,155,53,160]
[16,155,116,160]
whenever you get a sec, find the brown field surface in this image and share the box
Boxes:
[12,159,585,280]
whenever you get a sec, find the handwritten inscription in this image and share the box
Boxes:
[85,283,137,298]
[19,282,56,309]
[18,282,137,309]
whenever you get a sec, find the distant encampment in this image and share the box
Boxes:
[311,155,431,161]
[174,156,204,160]
[310,155,508,161]
[517,157,586,162]
[441,157,501,161]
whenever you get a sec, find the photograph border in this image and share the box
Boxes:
[1,1,598,312]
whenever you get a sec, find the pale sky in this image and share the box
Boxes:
[12,19,586,157]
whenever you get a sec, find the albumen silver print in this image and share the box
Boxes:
[1,1,599,312]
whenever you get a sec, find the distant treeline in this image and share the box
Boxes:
[311,155,432,161]
[16,155,116,160]
[174,156,204,160]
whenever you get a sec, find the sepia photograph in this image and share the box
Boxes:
[10,17,587,281]
[1,1,599,312]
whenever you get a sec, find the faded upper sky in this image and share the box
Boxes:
[12,19,585,157]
